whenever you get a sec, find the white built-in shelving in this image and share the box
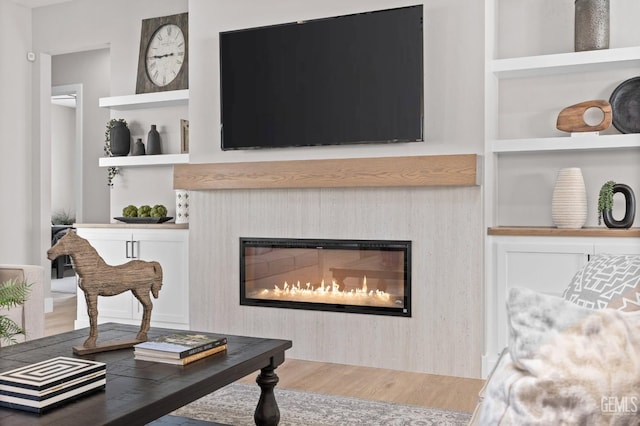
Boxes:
[482,0,640,378]
[492,46,640,79]
[98,153,189,168]
[490,46,640,154]
[98,89,189,110]
[98,89,189,167]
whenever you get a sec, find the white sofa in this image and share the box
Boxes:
[471,254,640,424]
[0,264,45,345]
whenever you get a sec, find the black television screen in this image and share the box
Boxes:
[219,5,423,150]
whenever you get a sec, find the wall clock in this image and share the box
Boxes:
[136,12,188,94]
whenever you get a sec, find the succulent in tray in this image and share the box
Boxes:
[122,205,139,218]
[138,205,152,217]
[150,205,168,218]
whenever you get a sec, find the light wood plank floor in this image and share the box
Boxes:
[45,294,483,413]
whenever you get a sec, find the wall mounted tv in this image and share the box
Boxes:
[219,5,423,150]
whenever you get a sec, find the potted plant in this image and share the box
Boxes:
[0,278,31,347]
[597,180,636,228]
[104,118,129,187]
[51,209,76,226]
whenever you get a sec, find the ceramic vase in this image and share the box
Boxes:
[147,124,161,155]
[109,121,130,156]
[602,183,636,229]
[552,167,587,229]
[132,138,145,156]
[575,0,609,52]
[175,190,189,224]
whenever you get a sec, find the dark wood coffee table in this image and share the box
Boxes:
[0,323,292,425]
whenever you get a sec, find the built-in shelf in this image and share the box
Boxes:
[488,226,640,238]
[99,90,189,110]
[492,133,640,153]
[99,154,189,168]
[492,46,640,79]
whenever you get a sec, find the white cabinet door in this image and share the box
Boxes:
[74,227,189,330]
[484,237,592,377]
[131,230,189,327]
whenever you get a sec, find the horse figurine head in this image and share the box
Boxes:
[47,229,82,261]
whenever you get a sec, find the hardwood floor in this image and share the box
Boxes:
[45,294,483,413]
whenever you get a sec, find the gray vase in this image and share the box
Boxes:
[132,138,145,156]
[575,0,609,52]
[109,122,130,156]
[147,124,161,155]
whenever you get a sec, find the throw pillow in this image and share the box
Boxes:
[563,253,640,311]
[479,287,640,425]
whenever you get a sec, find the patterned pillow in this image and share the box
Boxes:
[562,254,640,311]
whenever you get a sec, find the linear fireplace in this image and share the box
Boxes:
[240,237,411,317]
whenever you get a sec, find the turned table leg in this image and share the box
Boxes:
[254,364,280,426]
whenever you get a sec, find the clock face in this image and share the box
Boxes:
[145,23,186,87]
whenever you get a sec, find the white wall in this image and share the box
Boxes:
[0,0,34,263]
[51,49,111,223]
[50,103,75,215]
[189,0,484,164]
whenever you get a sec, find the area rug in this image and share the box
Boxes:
[173,383,472,426]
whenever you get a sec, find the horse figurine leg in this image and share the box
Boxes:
[132,289,153,342]
[82,288,99,348]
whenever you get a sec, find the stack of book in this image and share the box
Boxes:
[133,333,227,365]
[0,357,106,414]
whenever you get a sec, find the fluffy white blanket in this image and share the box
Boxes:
[479,288,640,425]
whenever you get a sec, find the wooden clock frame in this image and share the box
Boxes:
[136,12,189,94]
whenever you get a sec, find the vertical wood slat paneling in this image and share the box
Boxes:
[188,185,483,378]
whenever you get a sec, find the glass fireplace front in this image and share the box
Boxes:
[240,237,411,317]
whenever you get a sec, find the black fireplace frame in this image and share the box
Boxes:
[239,237,411,317]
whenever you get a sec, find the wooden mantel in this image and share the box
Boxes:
[173,154,480,190]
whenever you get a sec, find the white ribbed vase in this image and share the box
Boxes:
[175,190,189,224]
[552,167,587,229]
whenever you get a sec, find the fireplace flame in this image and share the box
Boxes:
[258,275,394,306]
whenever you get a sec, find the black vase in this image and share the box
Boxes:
[147,124,161,155]
[602,183,636,229]
[109,122,130,156]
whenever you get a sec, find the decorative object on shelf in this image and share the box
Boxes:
[106,119,130,157]
[598,181,636,228]
[609,76,640,134]
[47,231,163,354]
[552,167,587,229]
[147,124,161,155]
[136,12,188,94]
[117,204,170,223]
[104,118,129,187]
[556,100,612,133]
[132,138,146,156]
[574,0,609,52]
[180,119,189,153]
[0,278,30,347]
[175,190,189,224]
[114,217,173,224]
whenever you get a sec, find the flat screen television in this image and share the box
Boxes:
[219,5,423,150]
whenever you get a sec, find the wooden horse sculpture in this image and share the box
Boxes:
[47,230,163,353]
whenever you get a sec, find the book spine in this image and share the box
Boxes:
[179,337,227,358]
[181,345,227,365]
